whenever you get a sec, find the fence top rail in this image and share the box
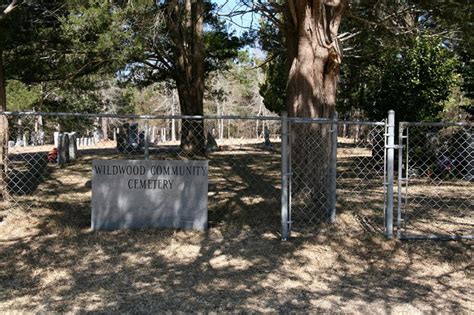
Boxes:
[289,117,333,124]
[288,117,385,125]
[0,110,387,126]
[0,111,282,121]
[337,120,386,126]
[400,121,473,128]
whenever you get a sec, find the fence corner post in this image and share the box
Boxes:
[329,112,338,223]
[385,110,395,238]
[281,111,289,241]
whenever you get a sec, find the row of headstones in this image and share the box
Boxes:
[150,127,174,143]
[54,132,99,149]
[7,132,46,148]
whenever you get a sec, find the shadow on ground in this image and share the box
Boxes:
[1,143,472,312]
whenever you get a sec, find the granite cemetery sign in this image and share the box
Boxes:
[92,160,208,231]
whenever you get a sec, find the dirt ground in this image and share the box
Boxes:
[1,141,473,313]
[1,213,472,313]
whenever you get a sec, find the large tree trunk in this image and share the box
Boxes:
[176,81,205,154]
[0,49,8,201]
[285,0,346,118]
[169,0,206,155]
[284,1,347,223]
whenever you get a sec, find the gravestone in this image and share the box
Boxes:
[116,132,127,153]
[92,160,209,231]
[38,131,45,145]
[151,127,157,143]
[31,131,37,146]
[67,132,78,161]
[57,133,70,167]
[139,131,145,149]
[161,128,166,142]
[93,130,101,144]
[129,123,139,148]
[206,132,219,152]
[54,132,60,148]
[264,126,273,150]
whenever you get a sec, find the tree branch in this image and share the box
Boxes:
[0,0,19,22]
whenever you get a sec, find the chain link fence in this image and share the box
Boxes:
[398,122,474,239]
[3,111,470,240]
[0,112,282,230]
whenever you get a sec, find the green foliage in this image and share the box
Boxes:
[1,1,67,83]
[58,0,131,79]
[6,81,41,111]
[337,1,472,121]
[259,55,286,114]
[360,37,460,121]
[258,15,286,114]
[115,1,247,87]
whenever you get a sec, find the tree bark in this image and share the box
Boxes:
[168,0,206,155]
[0,49,8,200]
[285,0,346,118]
[284,0,347,222]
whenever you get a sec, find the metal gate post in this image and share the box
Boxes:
[281,112,290,241]
[328,112,338,223]
[397,123,405,238]
[385,110,395,238]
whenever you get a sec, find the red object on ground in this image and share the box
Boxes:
[48,148,58,163]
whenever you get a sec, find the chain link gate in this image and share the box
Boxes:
[397,122,474,240]
[280,112,391,239]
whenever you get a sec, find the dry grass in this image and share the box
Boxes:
[1,140,473,313]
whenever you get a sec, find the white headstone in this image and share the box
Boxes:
[151,127,157,143]
[161,128,166,142]
[92,160,209,231]
[54,132,60,148]
[93,130,101,144]
[38,131,45,145]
